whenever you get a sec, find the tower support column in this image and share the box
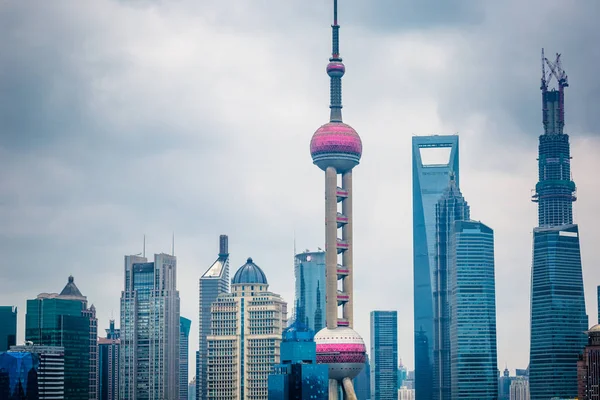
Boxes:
[342,171,353,327]
[329,379,340,400]
[326,166,339,329]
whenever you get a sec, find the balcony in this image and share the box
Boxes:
[337,264,349,277]
[337,290,350,305]
[336,212,349,228]
[336,239,349,253]
[337,318,349,327]
[336,187,348,202]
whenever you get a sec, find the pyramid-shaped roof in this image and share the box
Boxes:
[58,276,86,300]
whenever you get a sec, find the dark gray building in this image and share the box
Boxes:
[98,320,120,400]
[196,235,230,400]
[370,311,398,400]
[0,306,17,352]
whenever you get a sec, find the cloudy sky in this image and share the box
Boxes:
[1,0,599,376]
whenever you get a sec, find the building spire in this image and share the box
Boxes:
[327,0,345,122]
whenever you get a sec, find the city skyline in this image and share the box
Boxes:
[1,0,600,383]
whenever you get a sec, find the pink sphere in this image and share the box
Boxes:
[314,327,366,380]
[310,122,362,172]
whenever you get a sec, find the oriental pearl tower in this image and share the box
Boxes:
[310,1,366,399]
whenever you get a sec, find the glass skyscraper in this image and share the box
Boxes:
[412,135,459,400]
[25,276,97,400]
[0,306,17,352]
[370,311,398,400]
[449,220,497,400]
[98,320,120,400]
[354,353,371,400]
[433,176,469,400]
[197,235,229,400]
[294,251,326,333]
[180,316,191,400]
[120,253,181,400]
[529,52,587,400]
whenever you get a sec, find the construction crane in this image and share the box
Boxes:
[541,48,568,134]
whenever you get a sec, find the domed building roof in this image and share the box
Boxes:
[232,257,268,285]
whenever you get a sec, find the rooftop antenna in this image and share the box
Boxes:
[171,232,175,256]
[143,234,146,258]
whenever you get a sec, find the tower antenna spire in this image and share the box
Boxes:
[327,0,345,122]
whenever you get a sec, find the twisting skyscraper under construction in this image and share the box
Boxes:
[310,1,367,399]
[529,50,587,400]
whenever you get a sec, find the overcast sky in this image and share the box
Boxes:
[1,0,599,377]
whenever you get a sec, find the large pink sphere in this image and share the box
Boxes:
[314,327,366,380]
[310,122,362,172]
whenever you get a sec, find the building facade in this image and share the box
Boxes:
[98,320,120,400]
[5,343,65,399]
[25,276,97,400]
[198,235,230,400]
[498,367,512,400]
[449,221,498,399]
[180,316,191,400]
[398,386,415,400]
[294,251,326,333]
[267,322,328,399]
[354,353,371,400]
[510,378,530,400]
[412,134,459,400]
[433,175,469,400]
[529,51,588,400]
[371,311,398,400]
[206,257,287,399]
[120,253,180,400]
[0,306,17,352]
[577,324,600,400]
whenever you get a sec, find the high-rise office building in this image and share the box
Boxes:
[206,257,287,399]
[294,251,326,333]
[449,221,498,399]
[412,134,459,400]
[370,311,398,400]
[180,316,191,400]
[98,320,120,400]
[433,175,469,400]
[4,343,65,399]
[197,235,230,400]
[499,367,512,400]
[398,386,416,400]
[189,377,196,400]
[510,378,529,400]
[398,361,407,389]
[267,321,328,399]
[309,1,367,398]
[25,276,97,400]
[529,51,587,400]
[120,253,180,400]
[577,324,600,399]
[0,306,17,352]
[354,353,371,400]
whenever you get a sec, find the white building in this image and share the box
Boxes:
[510,377,530,400]
[398,385,415,400]
[206,257,287,400]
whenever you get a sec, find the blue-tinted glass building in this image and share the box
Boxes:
[294,251,326,333]
[354,353,371,400]
[99,320,120,400]
[529,53,587,400]
[0,351,39,399]
[180,317,191,400]
[197,235,229,400]
[433,176,469,400]
[0,306,17,352]
[267,322,328,400]
[412,135,459,400]
[370,311,398,400]
[449,220,497,400]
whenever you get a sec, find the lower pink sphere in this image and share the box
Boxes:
[314,327,366,380]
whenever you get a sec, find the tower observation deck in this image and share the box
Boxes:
[310,1,366,399]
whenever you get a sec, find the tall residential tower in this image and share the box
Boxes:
[197,235,230,400]
[529,50,587,400]
[309,1,367,398]
[412,135,459,400]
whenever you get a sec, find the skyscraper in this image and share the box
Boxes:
[433,175,469,400]
[509,378,529,400]
[120,253,180,400]
[5,343,65,399]
[267,321,328,399]
[370,311,398,400]
[98,320,120,400]
[206,257,287,399]
[25,276,97,400]
[309,1,367,398]
[180,316,191,400]
[412,134,459,400]
[0,306,17,352]
[498,367,512,400]
[449,221,498,399]
[354,353,371,400]
[529,51,587,400]
[294,251,326,333]
[398,386,416,400]
[577,324,600,400]
[197,235,230,400]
